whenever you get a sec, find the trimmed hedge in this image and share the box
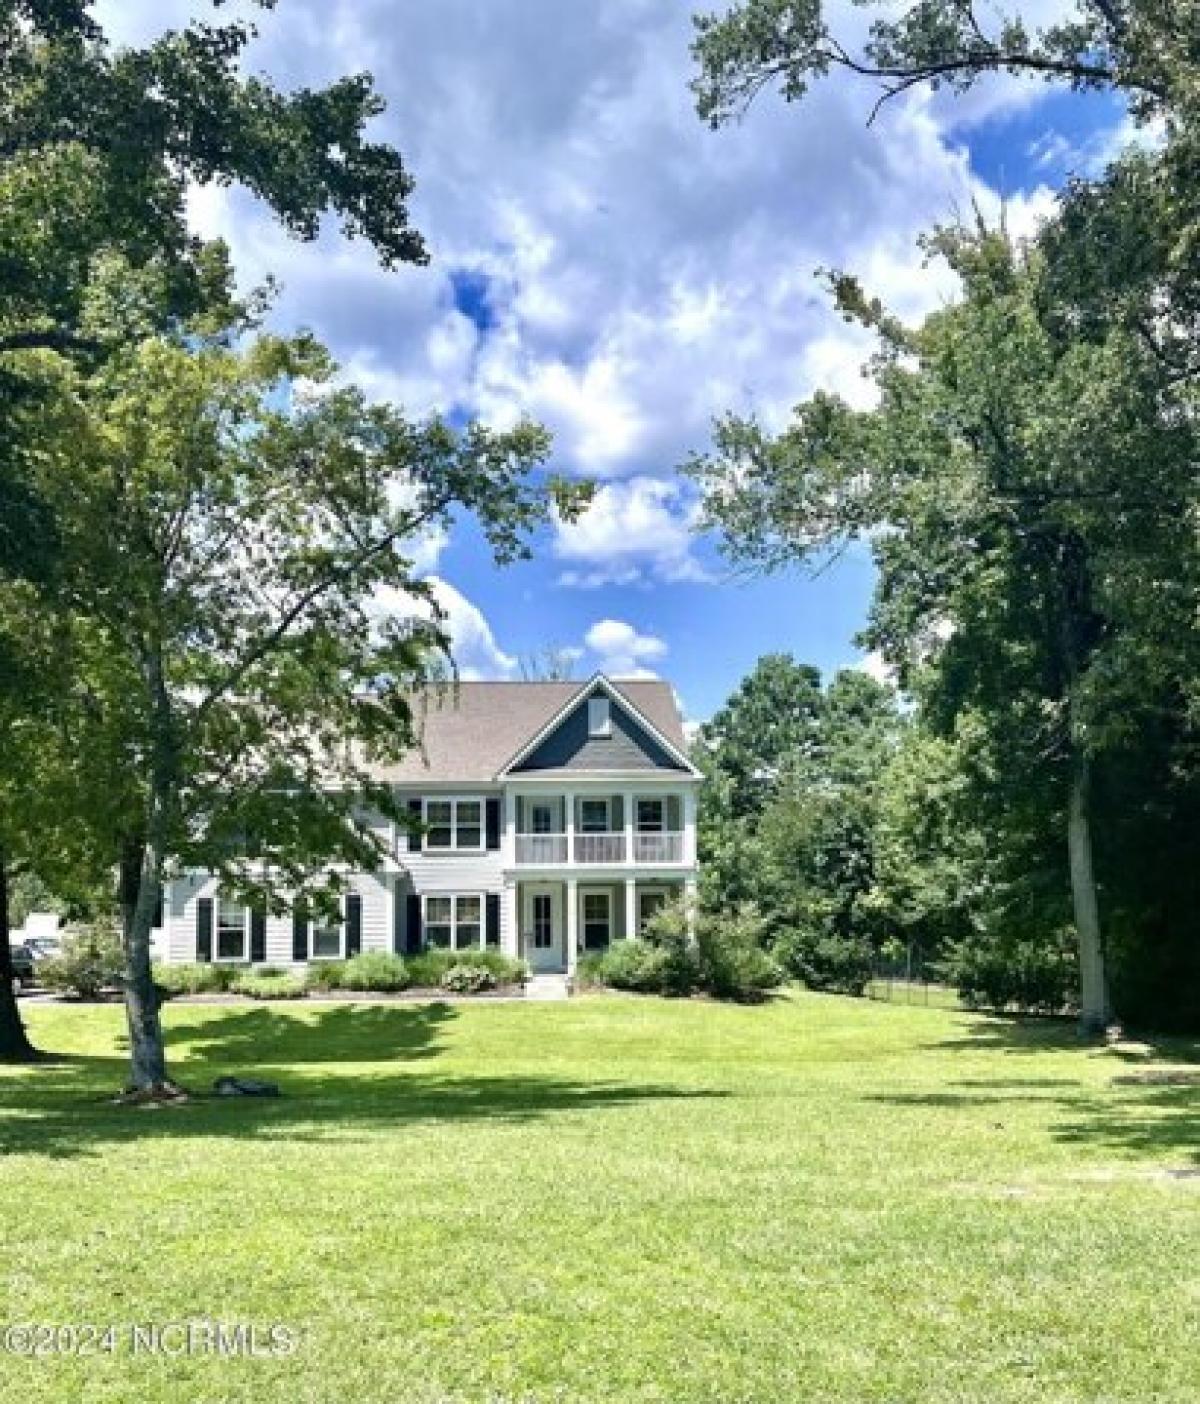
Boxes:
[231,970,306,1000]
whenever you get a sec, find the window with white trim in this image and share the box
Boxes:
[579,798,611,833]
[529,801,555,835]
[582,890,611,950]
[216,897,249,961]
[424,798,485,851]
[588,697,611,737]
[310,909,344,960]
[636,798,665,832]
[638,888,669,935]
[423,893,485,950]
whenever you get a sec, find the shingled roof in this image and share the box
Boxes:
[371,678,688,783]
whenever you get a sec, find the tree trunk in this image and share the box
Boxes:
[1067,747,1112,1036]
[0,850,39,1062]
[120,835,174,1093]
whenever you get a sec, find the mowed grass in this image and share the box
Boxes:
[2,994,1199,1404]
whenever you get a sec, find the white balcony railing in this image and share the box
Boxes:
[573,832,626,864]
[514,829,686,865]
[634,832,684,863]
[515,833,568,864]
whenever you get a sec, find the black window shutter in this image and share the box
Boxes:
[153,885,164,930]
[250,907,266,963]
[485,798,501,850]
[292,908,309,962]
[196,897,213,962]
[486,892,500,948]
[407,798,423,851]
[346,894,363,957]
[406,894,422,953]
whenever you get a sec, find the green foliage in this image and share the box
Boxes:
[694,906,784,1001]
[36,919,123,998]
[336,953,412,994]
[945,933,1077,1017]
[230,970,306,1001]
[152,962,243,996]
[587,939,690,997]
[690,1,1181,130]
[773,929,874,997]
[304,960,347,992]
[585,901,783,1001]
[440,963,498,995]
[405,948,526,989]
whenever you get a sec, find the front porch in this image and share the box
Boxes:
[510,876,694,974]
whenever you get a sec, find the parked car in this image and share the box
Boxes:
[10,943,36,996]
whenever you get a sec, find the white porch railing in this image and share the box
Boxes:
[634,832,684,863]
[516,834,568,864]
[573,832,626,864]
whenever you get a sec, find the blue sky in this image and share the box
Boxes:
[100,1,1135,722]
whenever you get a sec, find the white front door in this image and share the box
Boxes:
[522,883,563,972]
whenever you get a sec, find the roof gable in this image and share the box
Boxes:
[508,680,690,775]
[364,677,692,784]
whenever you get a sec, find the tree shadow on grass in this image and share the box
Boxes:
[866,1014,1200,1165]
[0,1004,726,1161]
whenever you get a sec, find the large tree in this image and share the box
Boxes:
[0,0,441,1061]
[690,227,1197,1032]
[17,265,579,1092]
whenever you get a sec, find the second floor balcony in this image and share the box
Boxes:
[512,791,691,867]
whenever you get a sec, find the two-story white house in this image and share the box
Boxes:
[159,675,700,977]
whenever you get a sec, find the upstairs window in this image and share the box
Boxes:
[636,798,666,833]
[588,697,611,738]
[424,798,485,851]
[579,798,611,833]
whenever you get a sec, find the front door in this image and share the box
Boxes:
[522,883,563,972]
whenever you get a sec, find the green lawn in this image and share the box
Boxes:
[2,993,1199,1404]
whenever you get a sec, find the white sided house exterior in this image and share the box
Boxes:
[160,675,701,979]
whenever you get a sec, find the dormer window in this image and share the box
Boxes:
[588,697,611,738]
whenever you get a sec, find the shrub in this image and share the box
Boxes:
[337,952,411,993]
[305,960,346,991]
[37,920,125,999]
[591,938,684,994]
[440,963,497,994]
[696,905,784,1001]
[231,970,306,1000]
[773,929,874,997]
[153,962,245,996]
[639,899,701,995]
[944,932,1075,1015]
[407,948,526,989]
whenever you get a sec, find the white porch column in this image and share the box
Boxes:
[503,878,519,960]
[623,790,634,866]
[682,786,698,865]
[625,876,637,942]
[684,876,698,940]
[503,789,517,868]
[565,789,576,864]
[566,878,578,974]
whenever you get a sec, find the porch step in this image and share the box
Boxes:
[525,973,572,1001]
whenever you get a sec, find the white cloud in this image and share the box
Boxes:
[583,618,667,679]
[553,477,711,588]
[370,576,517,680]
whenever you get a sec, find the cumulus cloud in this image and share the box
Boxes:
[553,477,710,588]
[106,3,1059,444]
[370,576,518,680]
[582,618,668,679]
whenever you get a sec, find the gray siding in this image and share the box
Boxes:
[165,870,392,965]
[514,688,687,773]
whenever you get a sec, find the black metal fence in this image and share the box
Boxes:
[866,947,961,1009]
